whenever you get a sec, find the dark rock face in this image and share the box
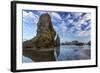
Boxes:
[23,13,60,49]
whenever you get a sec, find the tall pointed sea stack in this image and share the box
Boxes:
[23,13,60,49]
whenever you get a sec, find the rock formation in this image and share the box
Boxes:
[23,13,60,49]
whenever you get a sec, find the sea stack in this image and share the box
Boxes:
[23,13,60,49]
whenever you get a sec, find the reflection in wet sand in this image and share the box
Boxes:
[23,45,91,63]
[23,47,60,62]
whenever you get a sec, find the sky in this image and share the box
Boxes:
[22,10,91,43]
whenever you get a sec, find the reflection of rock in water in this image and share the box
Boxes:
[23,47,60,62]
[55,47,60,58]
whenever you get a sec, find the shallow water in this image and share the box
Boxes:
[22,45,91,63]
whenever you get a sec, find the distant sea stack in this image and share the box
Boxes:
[23,13,60,49]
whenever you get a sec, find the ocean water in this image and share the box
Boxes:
[22,45,91,63]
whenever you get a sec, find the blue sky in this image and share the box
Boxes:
[22,10,91,43]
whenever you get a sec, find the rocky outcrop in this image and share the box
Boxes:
[23,13,60,49]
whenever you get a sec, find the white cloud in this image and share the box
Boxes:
[38,11,47,15]
[23,11,39,24]
[68,19,73,23]
[82,13,91,21]
[72,13,83,18]
[62,26,67,32]
[77,31,85,36]
[85,24,91,30]
[50,12,62,20]
[60,21,67,32]
[65,14,71,20]
[74,19,85,31]
[74,30,90,37]
[23,11,28,17]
